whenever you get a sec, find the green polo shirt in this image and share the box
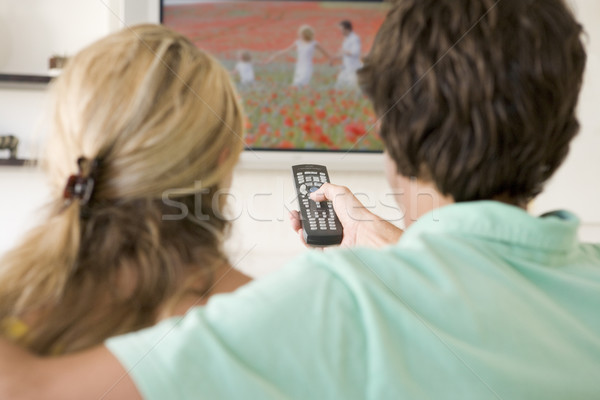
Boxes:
[106,201,600,399]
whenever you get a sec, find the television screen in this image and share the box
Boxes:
[161,0,388,152]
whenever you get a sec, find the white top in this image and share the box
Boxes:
[341,32,362,72]
[293,40,317,86]
[235,61,255,85]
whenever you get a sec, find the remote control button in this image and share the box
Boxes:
[309,186,319,193]
[299,184,307,195]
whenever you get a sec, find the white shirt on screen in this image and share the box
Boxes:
[293,40,317,87]
[235,61,255,85]
[337,32,362,88]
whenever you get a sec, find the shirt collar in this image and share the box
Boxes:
[401,201,580,252]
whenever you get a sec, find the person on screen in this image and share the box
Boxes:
[264,24,331,87]
[0,24,251,356]
[232,50,255,86]
[332,20,362,89]
[1,0,599,399]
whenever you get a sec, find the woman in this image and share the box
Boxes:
[0,24,251,355]
[264,24,331,87]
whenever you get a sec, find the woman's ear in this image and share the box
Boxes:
[218,147,231,166]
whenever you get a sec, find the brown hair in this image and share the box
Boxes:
[359,0,586,202]
[0,25,245,355]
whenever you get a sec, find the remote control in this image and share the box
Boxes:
[292,164,343,246]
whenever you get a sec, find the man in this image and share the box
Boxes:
[333,20,362,89]
[1,0,599,399]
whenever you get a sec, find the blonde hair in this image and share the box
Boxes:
[0,24,245,354]
[298,25,315,41]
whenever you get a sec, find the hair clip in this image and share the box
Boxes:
[63,157,100,206]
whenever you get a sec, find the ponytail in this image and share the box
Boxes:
[0,201,81,330]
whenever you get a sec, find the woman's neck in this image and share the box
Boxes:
[161,264,252,319]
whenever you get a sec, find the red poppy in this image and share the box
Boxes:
[259,122,270,134]
[284,116,294,127]
[279,140,294,149]
[302,122,313,136]
[345,131,359,143]
[322,135,334,146]
[344,122,367,143]
[315,109,326,120]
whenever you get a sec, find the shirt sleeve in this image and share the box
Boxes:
[105,252,367,400]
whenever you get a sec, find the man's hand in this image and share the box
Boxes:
[289,183,403,248]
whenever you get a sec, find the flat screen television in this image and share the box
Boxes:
[161,0,388,154]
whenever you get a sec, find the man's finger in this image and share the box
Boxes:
[309,183,349,202]
[289,210,303,232]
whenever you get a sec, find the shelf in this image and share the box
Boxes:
[0,74,52,83]
[0,74,53,89]
[0,159,33,167]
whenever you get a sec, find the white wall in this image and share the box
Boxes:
[0,0,599,279]
[0,0,119,75]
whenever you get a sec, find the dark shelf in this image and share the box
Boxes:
[0,159,33,167]
[0,74,52,84]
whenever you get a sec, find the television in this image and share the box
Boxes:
[161,0,388,158]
